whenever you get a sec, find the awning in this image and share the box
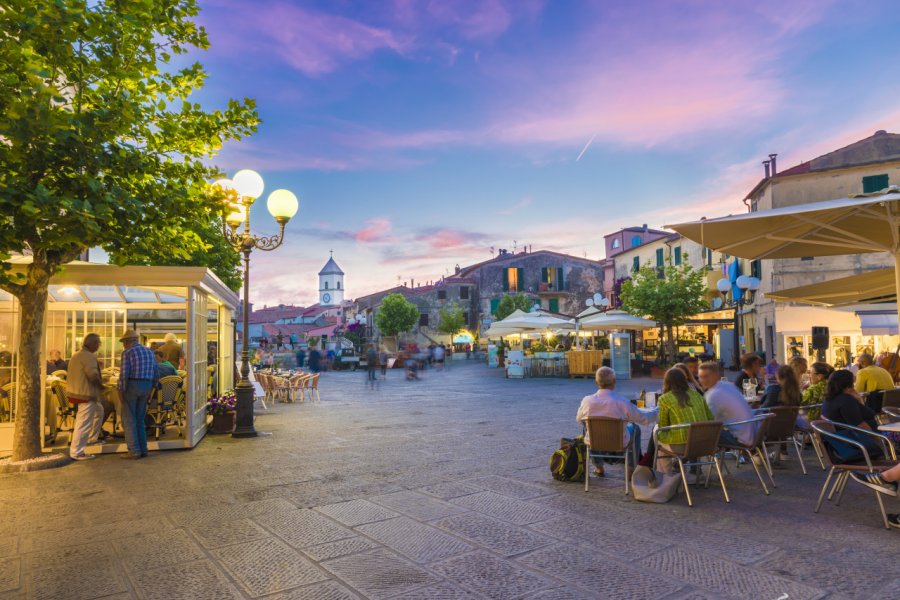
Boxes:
[858,313,899,335]
[765,268,895,307]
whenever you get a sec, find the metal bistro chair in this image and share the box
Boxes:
[764,406,807,474]
[50,379,77,432]
[583,417,636,495]
[718,413,776,495]
[148,375,183,440]
[653,421,729,507]
[795,403,826,471]
[50,370,67,380]
[1,383,16,422]
[810,419,898,529]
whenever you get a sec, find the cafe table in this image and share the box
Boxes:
[877,421,900,433]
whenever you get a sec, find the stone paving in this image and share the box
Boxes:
[1,361,899,600]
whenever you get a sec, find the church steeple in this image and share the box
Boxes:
[318,253,344,306]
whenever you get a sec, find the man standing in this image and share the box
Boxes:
[158,333,185,370]
[67,333,104,460]
[118,330,158,459]
[699,361,755,446]
[576,367,657,477]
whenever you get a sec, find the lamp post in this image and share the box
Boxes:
[716,275,760,370]
[215,170,299,438]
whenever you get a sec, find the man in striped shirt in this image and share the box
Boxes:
[118,330,159,459]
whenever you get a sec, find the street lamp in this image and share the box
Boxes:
[215,170,299,438]
[716,275,760,370]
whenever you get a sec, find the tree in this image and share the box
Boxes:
[437,303,466,341]
[0,1,258,461]
[375,293,419,338]
[619,260,708,364]
[493,294,534,321]
[107,216,242,292]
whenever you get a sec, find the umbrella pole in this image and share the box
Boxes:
[894,250,900,336]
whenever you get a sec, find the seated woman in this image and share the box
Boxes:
[800,362,833,421]
[760,364,801,409]
[672,362,704,395]
[822,369,878,431]
[656,367,714,472]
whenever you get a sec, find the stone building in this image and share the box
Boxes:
[746,130,900,365]
[600,225,669,305]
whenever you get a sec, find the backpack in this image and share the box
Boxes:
[550,436,586,482]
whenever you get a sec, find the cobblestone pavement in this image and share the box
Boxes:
[1,361,898,600]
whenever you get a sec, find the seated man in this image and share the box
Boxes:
[734,353,764,394]
[154,350,178,378]
[854,353,894,412]
[46,349,68,373]
[698,361,756,447]
[576,366,658,476]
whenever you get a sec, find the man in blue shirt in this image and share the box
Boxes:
[118,330,159,459]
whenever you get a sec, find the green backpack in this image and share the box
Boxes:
[550,436,586,482]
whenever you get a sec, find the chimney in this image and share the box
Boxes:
[410,278,414,288]
[763,160,771,179]
[768,153,777,176]
[642,224,648,232]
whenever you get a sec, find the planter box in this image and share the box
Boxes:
[210,411,235,434]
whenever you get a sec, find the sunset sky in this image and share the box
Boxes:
[187,0,900,307]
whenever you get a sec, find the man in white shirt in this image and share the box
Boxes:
[576,367,658,476]
[67,333,104,460]
[698,361,756,446]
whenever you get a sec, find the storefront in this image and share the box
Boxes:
[0,259,237,455]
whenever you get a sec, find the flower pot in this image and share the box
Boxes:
[210,410,235,434]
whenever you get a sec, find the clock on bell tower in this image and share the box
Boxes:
[318,251,344,306]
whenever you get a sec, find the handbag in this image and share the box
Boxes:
[630,465,681,503]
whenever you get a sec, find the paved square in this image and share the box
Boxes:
[1,362,897,599]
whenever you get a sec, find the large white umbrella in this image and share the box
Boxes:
[580,309,657,331]
[668,186,900,331]
[765,268,895,307]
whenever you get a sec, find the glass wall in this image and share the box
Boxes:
[0,295,18,424]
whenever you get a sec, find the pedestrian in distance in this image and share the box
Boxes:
[366,344,378,389]
[379,346,388,378]
[67,333,104,460]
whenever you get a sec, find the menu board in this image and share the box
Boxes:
[611,333,631,380]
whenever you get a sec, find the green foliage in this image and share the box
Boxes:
[620,259,708,362]
[493,294,534,320]
[437,303,466,338]
[0,0,259,290]
[375,293,419,337]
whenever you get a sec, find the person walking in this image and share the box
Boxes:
[67,333,104,460]
[379,346,388,378]
[366,344,378,389]
[117,330,158,459]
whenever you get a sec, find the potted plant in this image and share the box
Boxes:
[207,390,237,434]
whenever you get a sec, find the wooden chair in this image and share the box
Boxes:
[1,383,15,422]
[763,406,807,474]
[50,379,77,432]
[810,419,898,529]
[653,421,729,506]
[148,375,182,440]
[582,417,635,495]
[718,413,776,495]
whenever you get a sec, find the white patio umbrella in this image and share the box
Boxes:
[765,268,895,307]
[668,186,900,331]
[579,309,657,331]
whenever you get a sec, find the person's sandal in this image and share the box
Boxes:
[851,471,899,496]
[888,514,900,529]
[593,466,605,477]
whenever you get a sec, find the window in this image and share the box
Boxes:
[324,282,329,290]
[336,281,341,290]
[462,311,469,324]
[706,247,713,268]
[632,257,640,272]
[863,174,889,194]
[631,235,642,248]
[503,267,523,292]
[437,290,447,300]
[490,298,500,315]
[611,238,621,249]
[419,313,429,326]
[460,286,469,300]
[750,259,762,278]
[548,298,559,313]
[655,248,664,267]
[674,246,682,266]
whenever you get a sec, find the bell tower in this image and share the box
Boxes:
[318,251,344,306]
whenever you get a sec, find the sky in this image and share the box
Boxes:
[183,0,900,307]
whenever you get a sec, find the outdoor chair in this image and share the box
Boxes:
[763,406,807,474]
[795,403,826,470]
[148,375,182,440]
[583,417,636,495]
[653,421,729,507]
[256,372,274,405]
[176,369,187,378]
[272,375,291,402]
[308,373,321,403]
[289,374,309,403]
[881,388,900,410]
[207,365,217,399]
[50,379,77,432]
[50,370,67,379]
[718,413,776,495]
[1,383,15,422]
[809,419,898,529]
[882,406,900,423]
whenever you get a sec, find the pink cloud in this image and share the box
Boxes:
[354,218,395,243]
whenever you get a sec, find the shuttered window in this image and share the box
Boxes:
[632,257,640,272]
[655,248,664,267]
[548,298,559,313]
[862,174,889,194]
[490,298,500,315]
[557,267,564,291]
[419,313,429,326]
[460,286,469,300]
[437,290,447,300]
[674,247,682,265]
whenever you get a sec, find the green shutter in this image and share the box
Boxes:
[632,257,640,272]
[517,268,524,292]
[490,298,500,315]
[863,174,889,194]
[557,267,564,291]
[541,267,548,283]
[656,248,664,267]
[674,247,682,265]
[548,298,559,313]
[501,269,509,292]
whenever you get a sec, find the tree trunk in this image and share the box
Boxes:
[665,323,676,366]
[11,264,51,462]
